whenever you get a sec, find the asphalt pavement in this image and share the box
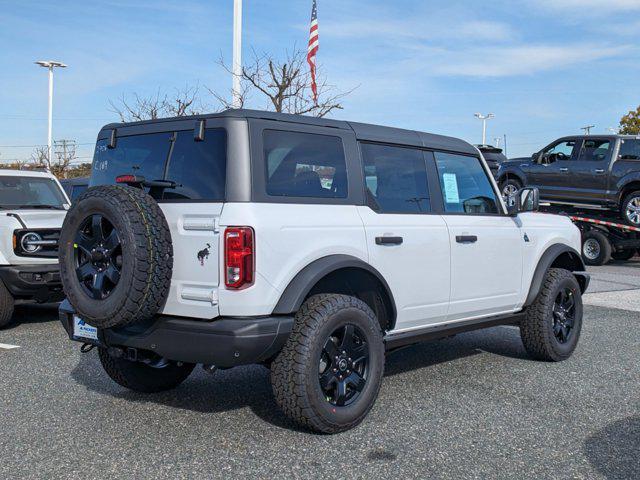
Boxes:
[1,261,639,479]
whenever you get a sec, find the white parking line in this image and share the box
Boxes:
[0,343,20,350]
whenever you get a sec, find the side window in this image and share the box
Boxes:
[164,128,227,201]
[578,139,611,162]
[263,130,347,198]
[619,139,640,160]
[71,185,87,200]
[361,143,431,213]
[435,152,500,214]
[541,140,576,164]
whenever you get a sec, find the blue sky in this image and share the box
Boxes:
[1,0,639,163]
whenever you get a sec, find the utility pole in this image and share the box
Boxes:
[35,60,67,163]
[503,134,508,156]
[232,0,243,109]
[474,113,494,145]
[581,125,595,135]
[54,139,77,177]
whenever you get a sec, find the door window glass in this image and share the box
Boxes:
[435,152,499,214]
[541,140,576,164]
[578,139,611,162]
[264,130,347,198]
[619,139,640,160]
[361,143,430,213]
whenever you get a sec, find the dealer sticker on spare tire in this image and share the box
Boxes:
[73,316,98,341]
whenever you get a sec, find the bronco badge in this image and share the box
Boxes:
[197,243,211,266]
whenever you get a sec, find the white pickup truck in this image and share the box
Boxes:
[0,169,69,327]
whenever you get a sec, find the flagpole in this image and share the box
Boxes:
[232,0,243,109]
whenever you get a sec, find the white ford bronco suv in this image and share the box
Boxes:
[0,169,69,328]
[58,110,589,433]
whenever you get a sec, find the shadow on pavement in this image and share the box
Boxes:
[69,326,529,431]
[584,416,640,480]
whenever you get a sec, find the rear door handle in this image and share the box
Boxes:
[456,235,478,243]
[375,236,403,245]
[595,169,605,174]
[559,167,569,173]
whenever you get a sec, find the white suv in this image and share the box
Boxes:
[58,110,589,433]
[0,169,69,328]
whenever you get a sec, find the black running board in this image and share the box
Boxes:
[384,312,525,351]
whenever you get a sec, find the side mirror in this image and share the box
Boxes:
[506,187,540,215]
[531,152,540,162]
[519,187,540,213]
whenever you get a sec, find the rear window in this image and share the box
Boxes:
[263,130,347,198]
[619,139,640,160]
[91,128,227,201]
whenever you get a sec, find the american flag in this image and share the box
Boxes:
[307,0,319,104]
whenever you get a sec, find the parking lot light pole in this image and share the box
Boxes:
[232,0,243,109]
[35,60,67,163]
[474,113,494,145]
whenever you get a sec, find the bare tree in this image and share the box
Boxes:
[210,49,354,117]
[30,146,49,167]
[109,85,204,122]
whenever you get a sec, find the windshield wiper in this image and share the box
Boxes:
[11,205,66,210]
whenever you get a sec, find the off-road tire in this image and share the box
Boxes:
[0,280,15,329]
[98,347,195,393]
[520,268,583,362]
[59,185,173,329]
[581,230,611,266]
[621,190,640,227]
[611,249,636,261]
[270,294,385,434]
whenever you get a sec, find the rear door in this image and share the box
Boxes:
[91,123,227,319]
[357,142,451,331]
[432,151,523,320]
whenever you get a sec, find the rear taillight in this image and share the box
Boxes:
[224,227,254,289]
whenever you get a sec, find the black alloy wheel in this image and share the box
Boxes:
[74,214,122,300]
[552,287,576,344]
[318,324,369,407]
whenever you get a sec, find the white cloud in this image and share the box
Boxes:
[432,44,632,77]
[533,0,640,10]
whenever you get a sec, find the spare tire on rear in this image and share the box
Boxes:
[59,185,173,329]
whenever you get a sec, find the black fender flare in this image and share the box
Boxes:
[272,254,397,320]
[524,244,588,307]
[497,168,526,187]
[616,174,640,203]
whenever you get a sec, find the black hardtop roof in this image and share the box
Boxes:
[100,108,478,155]
[553,134,640,143]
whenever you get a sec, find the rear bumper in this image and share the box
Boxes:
[58,300,294,368]
[0,264,64,302]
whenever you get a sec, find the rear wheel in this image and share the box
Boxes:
[581,230,611,266]
[621,191,640,227]
[0,281,14,329]
[611,249,636,261]
[98,348,195,393]
[520,268,583,362]
[270,294,385,433]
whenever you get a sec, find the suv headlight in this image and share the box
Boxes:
[21,232,43,253]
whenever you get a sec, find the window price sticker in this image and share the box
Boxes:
[442,173,460,204]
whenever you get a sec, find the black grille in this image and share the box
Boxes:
[13,229,60,258]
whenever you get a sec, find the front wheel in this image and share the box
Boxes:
[520,268,583,362]
[0,280,14,329]
[98,348,195,393]
[270,294,385,433]
[500,179,521,205]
